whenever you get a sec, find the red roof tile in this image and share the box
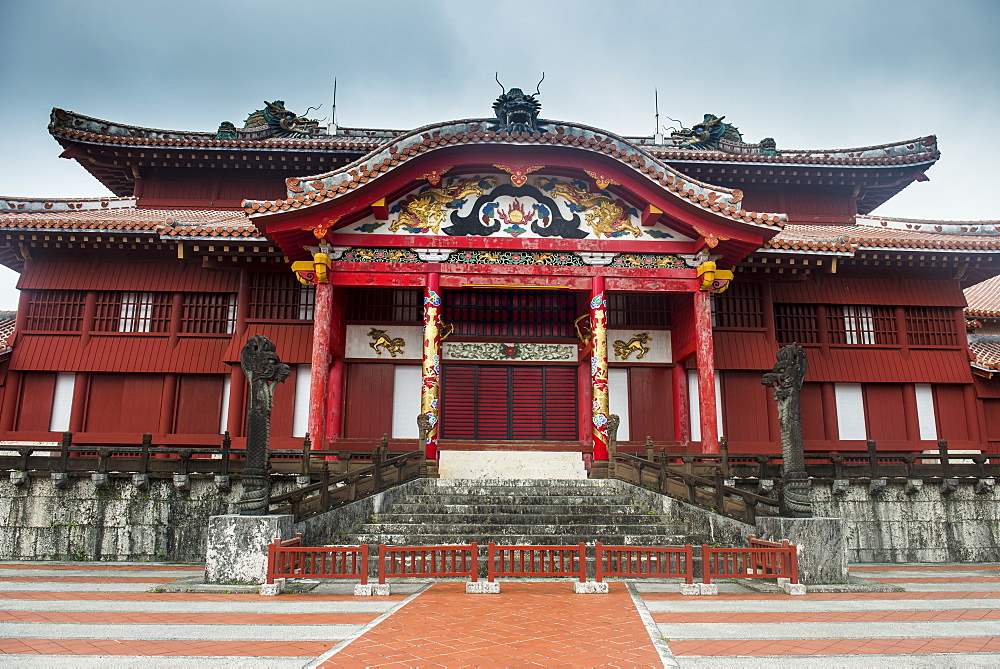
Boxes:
[0,205,260,238]
[966,275,1000,317]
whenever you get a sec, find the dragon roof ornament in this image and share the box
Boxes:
[216,100,321,140]
[489,75,549,134]
[670,113,776,155]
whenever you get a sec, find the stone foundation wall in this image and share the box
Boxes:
[0,477,296,563]
[811,479,1000,563]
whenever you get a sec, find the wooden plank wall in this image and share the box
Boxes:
[626,367,674,441]
[343,363,394,438]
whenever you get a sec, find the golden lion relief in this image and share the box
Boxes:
[613,332,652,360]
[368,328,406,357]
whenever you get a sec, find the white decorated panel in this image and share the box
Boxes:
[608,329,671,364]
[345,324,422,360]
[442,341,577,362]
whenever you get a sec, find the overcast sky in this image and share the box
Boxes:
[1,0,998,309]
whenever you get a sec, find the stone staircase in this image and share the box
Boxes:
[332,479,705,547]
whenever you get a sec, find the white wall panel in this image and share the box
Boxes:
[49,372,75,432]
[291,364,311,438]
[914,383,938,441]
[608,368,630,441]
[392,365,422,439]
[835,383,866,440]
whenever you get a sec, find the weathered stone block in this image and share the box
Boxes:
[756,516,848,584]
[679,583,700,596]
[782,582,807,595]
[573,581,608,594]
[466,581,501,594]
[204,514,294,585]
[9,472,28,487]
[259,578,285,596]
[697,583,718,595]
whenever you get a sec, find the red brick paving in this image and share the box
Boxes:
[0,638,332,657]
[654,610,1000,623]
[671,637,1000,656]
[322,581,661,668]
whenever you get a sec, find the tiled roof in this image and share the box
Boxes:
[966,275,1000,317]
[765,218,1000,254]
[0,311,15,350]
[969,340,1000,371]
[633,135,939,167]
[50,108,938,168]
[49,108,397,152]
[1,196,137,213]
[244,120,786,230]
[0,203,260,239]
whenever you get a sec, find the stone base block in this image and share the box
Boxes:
[573,581,609,594]
[355,583,392,596]
[466,581,501,594]
[782,582,807,596]
[259,579,285,596]
[679,583,700,596]
[439,450,587,479]
[755,516,848,585]
[204,514,294,585]
[698,583,718,595]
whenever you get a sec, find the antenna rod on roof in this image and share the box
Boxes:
[329,78,338,135]
[654,88,663,144]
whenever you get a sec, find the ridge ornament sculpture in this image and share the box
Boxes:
[762,344,812,517]
[238,335,290,515]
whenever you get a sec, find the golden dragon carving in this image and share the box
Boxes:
[534,178,641,238]
[390,177,499,233]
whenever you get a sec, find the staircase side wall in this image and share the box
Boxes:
[292,478,427,546]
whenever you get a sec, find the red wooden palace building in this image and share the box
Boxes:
[1,93,998,464]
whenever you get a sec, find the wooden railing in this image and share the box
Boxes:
[264,538,799,588]
[0,431,423,483]
[608,451,781,524]
[594,543,694,583]
[267,448,425,521]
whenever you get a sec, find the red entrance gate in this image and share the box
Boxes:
[440,364,577,440]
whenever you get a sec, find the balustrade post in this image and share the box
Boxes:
[938,439,952,479]
[867,439,880,479]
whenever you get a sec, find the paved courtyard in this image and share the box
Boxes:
[0,561,998,667]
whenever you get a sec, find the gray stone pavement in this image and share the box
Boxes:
[676,654,1000,667]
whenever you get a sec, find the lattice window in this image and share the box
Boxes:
[93,292,171,333]
[774,303,819,344]
[347,288,423,323]
[829,305,896,345]
[249,272,315,321]
[25,290,85,331]
[712,282,764,329]
[180,293,237,334]
[905,306,959,346]
[607,293,671,328]
[444,289,576,339]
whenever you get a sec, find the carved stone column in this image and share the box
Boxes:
[239,335,290,515]
[762,344,811,517]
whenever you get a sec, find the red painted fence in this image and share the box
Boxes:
[265,538,799,588]
[594,543,694,583]
[702,542,799,584]
[487,542,587,583]
[378,543,479,584]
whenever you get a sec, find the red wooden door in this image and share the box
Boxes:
[440,364,577,441]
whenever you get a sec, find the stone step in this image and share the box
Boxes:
[421,484,626,496]
[396,494,635,506]
[374,513,675,525]
[339,534,699,546]
[381,504,653,515]
[354,523,686,536]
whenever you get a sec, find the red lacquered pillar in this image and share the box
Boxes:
[308,279,333,449]
[673,362,690,444]
[694,289,719,453]
[421,273,443,460]
[590,276,609,461]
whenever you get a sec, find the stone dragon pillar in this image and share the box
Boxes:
[761,344,811,517]
[238,335,290,515]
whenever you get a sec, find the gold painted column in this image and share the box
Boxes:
[421,273,443,460]
[590,275,610,463]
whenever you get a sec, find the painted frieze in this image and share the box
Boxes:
[329,247,686,268]
[442,342,577,362]
[345,174,693,242]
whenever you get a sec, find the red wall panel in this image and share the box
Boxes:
[16,372,56,431]
[343,363,394,438]
[269,365,298,439]
[85,373,164,433]
[800,383,826,441]
[771,277,966,307]
[722,371,774,444]
[714,331,775,370]
[19,260,240,293]
[174,375,224,434]
[934,384,969,442]
[864,384,906,442]
[627,367,674,441]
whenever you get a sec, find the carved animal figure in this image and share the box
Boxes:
[536,178,641,238]
[489,75,549,134]
[670,114,743,150]
[390,177,499,233]
[243,100,319,137]
[368,328,406,357]
[613,332,652,360]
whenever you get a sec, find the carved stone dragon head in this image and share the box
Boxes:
[761,344,807,402]
[489,75,548,134]
[671,114,742,150]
